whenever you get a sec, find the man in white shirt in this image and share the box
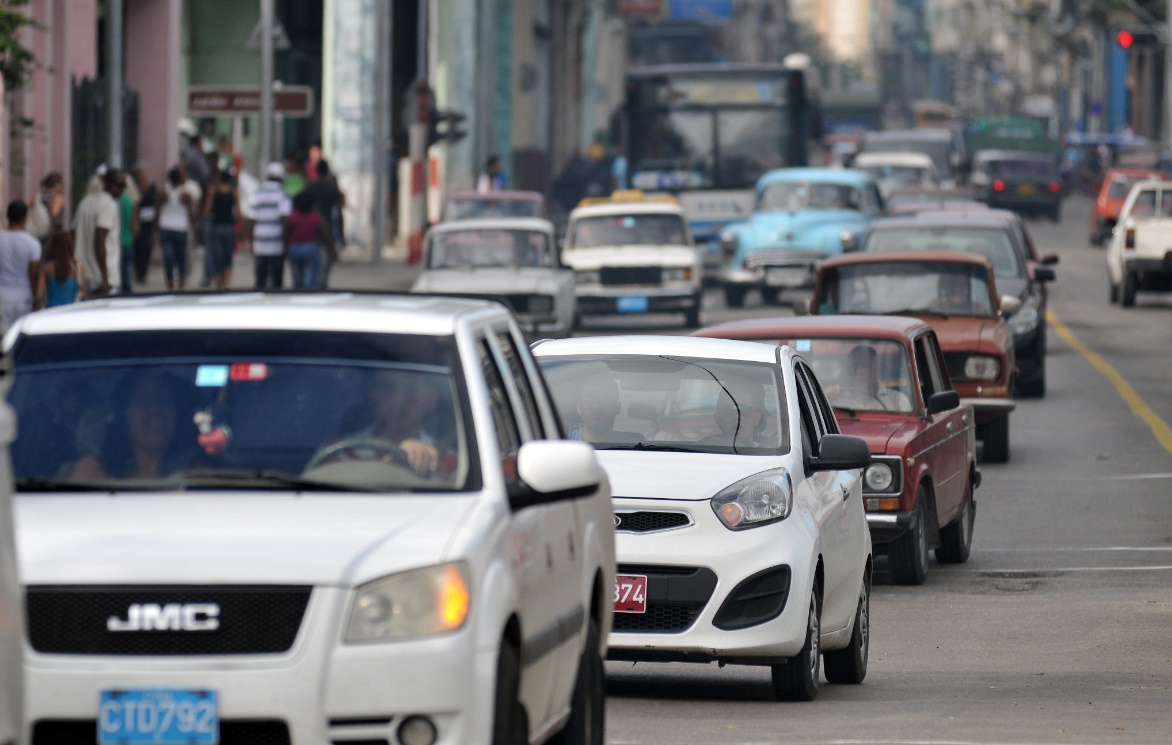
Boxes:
[74,169,126,296]
[247,162,292,289]
[0,201,43,330]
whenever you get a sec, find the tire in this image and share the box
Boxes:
[823,574,870,685]
[888,492,929,585]
[549,615,605,745]
[1120,271,1138,308]
[1048,206,1061,223]
[1016,335,1046,398]
[492,639,527,745]
[1109,281,1119,304]
[683,305,701,329]
[935,476,975,564]
[982,414,1010,464]
[770,592,820,701]
[1089,222,1102,246]
[572,312,584,331]
[760,287,780,305]
[724,286,747,308]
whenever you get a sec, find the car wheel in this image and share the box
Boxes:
[572,313,584,332]
[1016,336,1046,398]
[1089,223,1102,246]
[889,491,929,585]
[724,286,747,308]
[492,639,527,745]
[1049,206,1061,223]
[760,287,780,305]
[683,305,701,329]
[823,573,869,685]
[548,615,605,745]
[1121,271,1138,308]
[982,414,1010,464]
[770,592,820,701]
[936,476,975,564]
[1109,280,1119,304]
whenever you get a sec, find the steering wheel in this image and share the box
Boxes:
[305,436,413,471]
[840,388,887,409]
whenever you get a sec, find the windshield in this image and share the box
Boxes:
[9,332,474,492]
[537,355,789,456]
[862,138,952,178]
[773,338,916,414]
[443,197,541,220]
[859,165,933,187]
[570,213,687,248]
[1108,176,1143,200]
[865,226,1023,278]
[758,182,863,211]
[817,261,995,318]
[427,229,553,268]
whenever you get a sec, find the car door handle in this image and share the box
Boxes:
[961,413,969,424]
[946,422,954,433]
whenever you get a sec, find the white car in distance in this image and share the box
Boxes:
[851,151,939,200]
[0,398,20,745]
[533,336,873,701]
[7,294,614,745]
[1106,178,1172,307]
[411,218,577,338]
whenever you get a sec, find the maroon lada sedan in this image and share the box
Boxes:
[695,315,979,585]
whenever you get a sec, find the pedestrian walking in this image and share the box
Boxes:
[26,172,65,246]
[118,173,139,294]
[40,232,86,307]
[0,201,43,328]
[73,168,125,296]
[248,162,292,290]
[302,159,345,288]
[203,170,239,290]
[133,165,158,283]
[158,166,198,291]
[476,155,506,193]
[285,191,332,289]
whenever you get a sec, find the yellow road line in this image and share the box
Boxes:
[1046,308,1172,457]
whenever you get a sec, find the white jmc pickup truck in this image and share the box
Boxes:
[1107,178,1172,307]
[563,192,704,328]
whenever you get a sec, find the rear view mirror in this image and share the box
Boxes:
[809,434,871,472]
[927,390,960,415]
[512,440,600,509]
[1033,267,1056,283]
[1000,295,1023,317]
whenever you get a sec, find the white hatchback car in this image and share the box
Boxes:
[6,294,614,745]
[0,398,20,745]
[533,336,873,701]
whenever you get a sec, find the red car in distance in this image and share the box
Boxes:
[1089,168,1164,246]
[695,315,978,585]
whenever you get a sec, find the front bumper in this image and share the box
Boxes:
[24,587,496,745]
[720,250,826,290]
[606,499,816,664]
[575,287,700,316]
[959,396,1015,426]
[865,510,916,547]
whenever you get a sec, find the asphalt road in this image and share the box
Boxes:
[590,196,1172,745]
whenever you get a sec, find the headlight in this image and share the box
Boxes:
[711,469,793,530]
[575,270,600,285]
[864,461,895,492]
[1007,293,1041,336]
[963,355,1001,382]
[528,295,554,314]
[663,267,692,282]
[346,562,470,642]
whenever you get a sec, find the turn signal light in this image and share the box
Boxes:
[993,180,1006,192]
[439,564,470,630]
[1049,182,1060,193]
[1126,229,1136,249]
[865,498,901,512]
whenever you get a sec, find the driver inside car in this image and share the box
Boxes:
[837,345,913,412]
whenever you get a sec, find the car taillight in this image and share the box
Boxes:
[1049,182,1060,193]
[993,180,1005,192]
[1126,229,1135,249]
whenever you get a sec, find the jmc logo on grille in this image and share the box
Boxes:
[107,603,221,632]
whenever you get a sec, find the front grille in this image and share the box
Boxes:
[943,353,969,382]
[612,564,717,633]
[713,566,791,630]
[32,720,290,745]
[600,266,661,285]
[614,510,692,533]
[27,585,311,656]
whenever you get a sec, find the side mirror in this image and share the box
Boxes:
[809,434,872,472]
[927,390,960,415]
[840,230,859,252]
[792,298,810,316]
[511,440,600,510]
[1000,295,1023,317]
[1041,253,1059,265]
[1033,266,1056,283]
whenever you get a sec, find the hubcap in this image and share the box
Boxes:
[808,599,820,680]
[859,585,869,660]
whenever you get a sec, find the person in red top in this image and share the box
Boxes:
[283,191,333,289]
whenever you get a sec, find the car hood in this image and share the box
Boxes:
[836,417,919,455]
[412,268,565,295]
[16,493,478,587]
[595,451,786,501]
[914,315,1005,354]
[740,209,867,245]
[563,245,697,270]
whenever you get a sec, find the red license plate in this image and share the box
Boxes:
[614,574,648,614]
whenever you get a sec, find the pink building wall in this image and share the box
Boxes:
[126,0,183,183]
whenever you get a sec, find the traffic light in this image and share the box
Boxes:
[427,108,467,146]
[1116,28,1161,50]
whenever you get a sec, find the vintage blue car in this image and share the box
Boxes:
[718,168,883,307]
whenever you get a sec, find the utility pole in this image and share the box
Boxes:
[259,0,275,167]
[371,0,392,263]
[1166,0,1172,147]
[107,0,124,169]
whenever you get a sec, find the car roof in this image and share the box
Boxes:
[972,149,1055,162]
[428,217,555,234]
[863,128,954,142]
[820,249,992,269]
[445,190,544,202]
[853,151,935,167]
[869,213,1012,231]
[570,201,686,218]
[1104,167,1164,178]
[695,315,930,343]
[757,167,876,188]
[8,293,510,340]
[1123,180,1172,191]
[531,335,785,364]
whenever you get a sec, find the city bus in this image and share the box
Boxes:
[622,62,818,276]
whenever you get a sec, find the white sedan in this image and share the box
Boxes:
[533,336,873,700]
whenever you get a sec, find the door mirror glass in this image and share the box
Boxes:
[512,440,600,509]
[927,390,960,415]
[1033,266,1056,283]
[809,434,871,472]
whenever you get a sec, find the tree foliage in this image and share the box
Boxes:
[0,0,40,93]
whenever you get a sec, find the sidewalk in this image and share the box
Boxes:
[134,237,422,294]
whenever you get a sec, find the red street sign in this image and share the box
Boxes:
[187,86,314,117]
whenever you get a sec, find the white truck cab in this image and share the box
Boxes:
[1107,178,1172,307]
[563,192,704,328]
[0,394,20,745]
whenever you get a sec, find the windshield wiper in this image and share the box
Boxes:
[16,478,130,493]
[833,405,858,417]
[178,469,374,492]
[877,308,950,318]
[599,442,708,454]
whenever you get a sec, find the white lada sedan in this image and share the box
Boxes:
[533,336,873,701]
[6,294,614,745]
